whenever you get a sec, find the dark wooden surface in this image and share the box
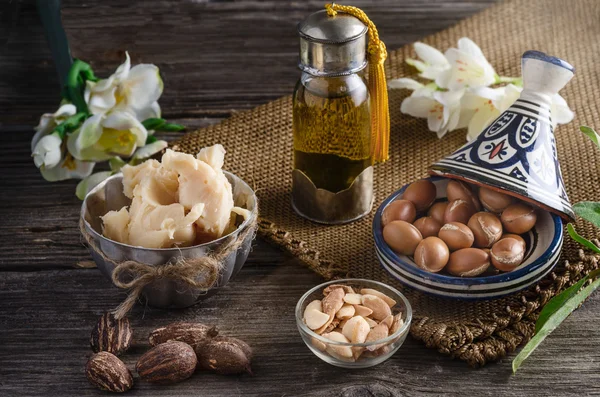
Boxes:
[2,0,600,396]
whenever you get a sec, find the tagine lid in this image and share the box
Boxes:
[429,51,576,221]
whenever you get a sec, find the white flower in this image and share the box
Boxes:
[464,84,575,141]
[85,52,163,120]
[31,103,77,152]
[401,88,467,138]
[32,133,62,169]
[132,140,168,161]
[463,84,522,141]
[405,42,450,80]
[436,38,496,91]
[40,155,95,182]
[67,111,148,161]
[550,93,575,127]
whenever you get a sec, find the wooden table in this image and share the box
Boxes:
[2,1,600,395]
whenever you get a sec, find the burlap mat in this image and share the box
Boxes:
[173,0,600,366]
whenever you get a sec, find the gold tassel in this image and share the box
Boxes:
[325,3,390,163]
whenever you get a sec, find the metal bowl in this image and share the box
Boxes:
[80,172,257,309]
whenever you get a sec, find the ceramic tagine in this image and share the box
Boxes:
[430,51,575,220]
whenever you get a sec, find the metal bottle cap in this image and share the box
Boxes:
[297,9,368,77]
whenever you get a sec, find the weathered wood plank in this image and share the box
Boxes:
[0,263,599,396]
[2,0,495,125]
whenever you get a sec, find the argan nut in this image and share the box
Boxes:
[90,312,132,356]
[413,216,442,238]
[86,352,133,393]
[364,317,379,328]
[359,288,397,308]
[503,233,526,250]
[196,337,253,375]
[402,179,437,211]
[438,222,474,251]
[468,212,503,248]
[336,304,356,320]
[501,203,537,234]
[479,187,514,213]
[380,315,394,329]
[136,341,197,384]
[321,287,345,316]
[323,284,355,295]
[149,322,218,349]
[447,248,490,277]
[382,200,417,226]
[389,314,404,335]
[304,309,331,330]
[342,316,371,343]
[446,180,481,211]
[428,201,448,224]
[383,220,423,255]
[491,237,525,272]
[311,336,327,352]
[361,294,392,321]
[353,305,373,317]
[444,199,476,224]
[365,323,390,351]
[322,331,353,360]
[343,293,363,305]
[414,237,450,273]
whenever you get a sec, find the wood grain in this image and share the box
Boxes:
[2,0,495,125]
[5,0,600,396]
[1,262,600,396]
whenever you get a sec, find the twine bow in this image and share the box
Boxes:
[80,214,257,319]
[325,3,390,163]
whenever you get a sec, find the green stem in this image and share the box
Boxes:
[52,112,87,139]
[64,59,96,115]
[494,74,523,86]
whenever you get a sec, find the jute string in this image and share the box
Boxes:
[172,0,600,366]
[80,216,258,319]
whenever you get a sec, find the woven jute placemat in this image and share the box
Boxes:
[173,0,600,366]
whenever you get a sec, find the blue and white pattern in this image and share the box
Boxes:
[430,51,575,220]
[430,97,573,220]
[373,178,564,300]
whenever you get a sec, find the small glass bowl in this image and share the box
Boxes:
[295,278,412,368]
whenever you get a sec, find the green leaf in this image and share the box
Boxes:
[574,201,600,229]
[158,123,185,132]
[535,277,587,333]
[580,126,600,150]
[141,118,185,132]
[512,275,600,373]
[146,135,158,144]
[567,223,600,254]
[52,112,87,139]
[108,157,127,173]
[142,118,166,131]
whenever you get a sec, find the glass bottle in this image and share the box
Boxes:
[292,10,373,224]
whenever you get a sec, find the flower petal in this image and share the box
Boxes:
[121,64,163,111]
[87,84,117,115]
[457,38,486,61]
[133,101,161,121]
[76,114,104,150]
[132,140,168,161]
[401,96,437,118]
[40,158,95,182]
[32,133,62,169]
[113,51,131,81]
[103,111,148,146]
[388,78,423,91]
[76,171,112,200]
[414,42,448,67]
[551,94,575,126]
[53,103,77,119]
